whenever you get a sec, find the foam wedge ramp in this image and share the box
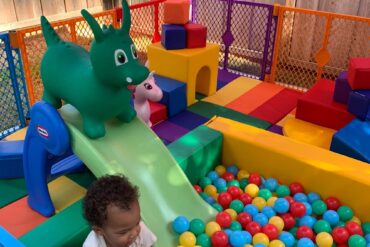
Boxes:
[330,119,370,163]
[59,104,217,246]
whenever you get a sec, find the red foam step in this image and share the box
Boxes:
[348,57,370,90]
[295,79,355,130]
[150,101,168,125]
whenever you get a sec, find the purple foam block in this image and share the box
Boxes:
[218,69,240,84]
[333,71,352,104]
[347,90,370,121]
[268,125,283,135]
[169,110,209,130]
[152,121,189,142]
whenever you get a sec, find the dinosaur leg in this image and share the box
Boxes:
[42,91,62,109]
[117,106,136,123]
[82,116,106,139]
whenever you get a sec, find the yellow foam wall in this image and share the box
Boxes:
[206,117,370,221]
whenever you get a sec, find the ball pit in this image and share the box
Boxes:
[173,165,370,247]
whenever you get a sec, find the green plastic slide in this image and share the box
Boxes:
[59,105,217,246]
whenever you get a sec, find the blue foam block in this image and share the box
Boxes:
[169,110,209,130]
[333,71,352,104]
[154,74,187,117]
[0,226,25,247]
[330,119,370,163]
[0,140,24,179]
[161,24,186,50]
[347,90,370,121]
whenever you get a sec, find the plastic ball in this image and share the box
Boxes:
[316,232,334,247]
[325,197,341,211]
[351,216,362,225]
[217,186,227,193]
[332,227,350,244]
[299,216,316,228]
[227,179,240,188]
[237,170,250,180]
[222,172,235,182]
[307,192,321,203]
[246,221,262,236]
[290,202,306,217]
[336,221,346,227]
[253,232,270,246]
[215,165,226,176]
[259,189,273,200]
[212,203,223,212]
[224,229,232,237]
[254,244,268,247]
[194,185,202,193]
[205,196,215,205]
[179,231,196,247]
[173,216,190,234]
[293,193,308,203]
[254,213,269,227]
[244,204,259,217]
[269,216,284,232]
[196,233,211,247]
[338,206,354,222]
[216,212,232,228]
[362,222,370,235]
[279,231,295,247]
[211,231,228,247]
[269,240,285,247]
[314,220,332,233]
[249,173,262,186]
[205,221,221,236]
[207,171,219,182]
[253,197,267,211]
[237,212,252,228]
[230,200,244,213]
[364,233,370,242]
[297,238,314,247]
[261,206,276,219]
[302,202,312,216]
[267,197,278,207]
[346,222,364,236]
[226,165,239,176]
[199,177,212,189]
[276,185,290,197]
[273,198,290,214]
[204,185,218,197]
[239,178,249,190]
[262,224,279,240]
[239,193,253,205]
[322,210,340,227]
[348,235,366,247]
[296,226,314,240]
[245,184,259,197]
[218,192,233,209]
[289,182,304,195]
[229,220,242,231]
[281,213,296,230]
[284,196,295,205]
[264,178,279,192]
[214,178,227,189]
[225,208,238,221]
[227,186,241,199]
[312,200,327,216]
[230,230,251,247]
[190,219,206,236]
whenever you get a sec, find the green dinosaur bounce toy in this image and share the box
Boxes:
[40,0,149,139]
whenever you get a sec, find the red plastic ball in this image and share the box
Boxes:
[325,197,341,211]
[211,231,229,247]
[290,202,306,217]
[222,172,235,182]
[289,182,304,195]
[193,185,202,193]
[296,226,314,240]
[227,186,241,199]
[237,212,252,228]
[262,223,279,240]
[216,212,232,228]
[217,192,233,209]
[332,227,350,244]
[337,245,348,247]
[284,196,295,204]
[245,221,262,236]
[239,193,253,205]
[281,213,296,230]
[345,222,364,236]
[248,173,261,186]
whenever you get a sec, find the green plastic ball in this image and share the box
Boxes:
[362,222,370,235]
[229,221,242,231]
[216,186,227,193]
[227,179,240,188]
[196,233,211,247]
[199,177,212,189]
[348,235,366,247]
[335,221,345,227]
[229,199,244,213]
[276,185,290,197]
[212,203,223,212]
[289,227,298,238]
[258,188,273,200]
[337,206,353,222]
[239,178,249,190]
[314,220,332,233]
[190,218,205,235]
[312,200,327,215]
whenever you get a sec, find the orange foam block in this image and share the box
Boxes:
[163,0,190,24]
[226,82,285,115]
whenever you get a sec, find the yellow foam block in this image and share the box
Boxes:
[48,176,86,213]
[283,117,336,149]
[4,127,28,141]
[276,114,294,127]
[147,42,220,106]
[206,117,370,221]
[203,76,261,106]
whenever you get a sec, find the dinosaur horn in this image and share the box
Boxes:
[119,0,131,35]
[81,9,104,42]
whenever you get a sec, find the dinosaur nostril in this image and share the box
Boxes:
[126,77,133,83]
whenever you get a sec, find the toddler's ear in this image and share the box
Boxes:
[92,225,104,236]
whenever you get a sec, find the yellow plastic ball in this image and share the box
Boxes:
[224,208,238,220]
[269,216,284,232]
[215,165,226,176]
[237,170,250,180]
[253,233,270,246]
[267,197,278,207]
[269,240,285,247]
[204,185,217,196]
[179,231,196,247]
[245,184,259,197]
[350,216,361,225]
[244,245,253,247]
[205,221,221,236]
[211,194,218,201]
[316,232,333,247]
[252,197,267,211]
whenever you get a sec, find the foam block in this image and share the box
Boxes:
[347,90,370,121]
[268,125,283,135]
[0,140,24,179]
[348,57,370,89]
[152,121,189,142]
[154,74,187,117]
[167,125,222,184]
[330,119,370,163]
[0,226,25,247]
[163,0,190,24]
[217,69,240,84]
[161,24,186,50]
[295,79,355,130]
[149,101,167,125]
[184,23,207,48]
[168,110,209,130]
[333,71,352,104]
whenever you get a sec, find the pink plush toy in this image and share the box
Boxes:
[133,71,163,127]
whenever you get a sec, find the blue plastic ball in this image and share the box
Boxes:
[279,231,295,247]
[307,192,320,203]
[214,178,227,188]
[323,210,340,226]
[224,229,233,237]
[244,204,259,217]
[273,198,290,213]
[205,196,215,205]
[261,206,276,219]
[293,193,308,202]
[365,234,370,243]
[207,171,219,182]
[297,238,314,247]
[264,178,279,192]
[172,216,190,234]
[254,244,267,247]
[303,202,312,216]
[226,165,239,176]
[253,213,269,227]
[230,230,249,247]
[241,231,252,244]
[299,216,316,228]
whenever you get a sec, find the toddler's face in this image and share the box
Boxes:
[95,200,141,247]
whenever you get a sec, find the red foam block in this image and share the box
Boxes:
[295,79,355,130]
[184,23,207,48]
[348,57,370,89]
[149,101,167,125]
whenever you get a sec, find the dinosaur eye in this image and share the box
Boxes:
[114,49,128,66]
[131,44,138,59]
[144,83,152,90]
